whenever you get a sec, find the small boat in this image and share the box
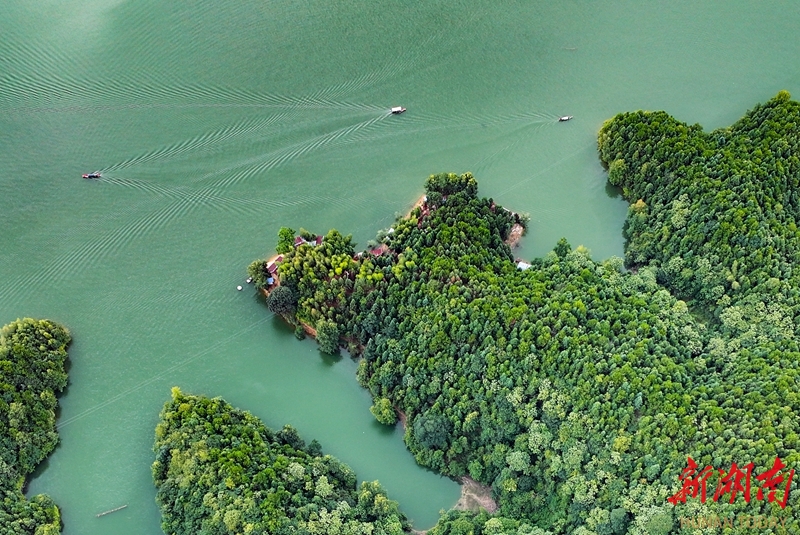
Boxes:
[391,106,406,114]
[558,116,573,122]
[246,277,253,284]
[96,504,128,518]
[82,172,101,179]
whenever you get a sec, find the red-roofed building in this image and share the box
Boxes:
[370,244,388,256]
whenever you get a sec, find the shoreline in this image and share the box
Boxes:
[259,194,428,339]
[410,476,497,535]
[406,194,426,218]
[396,407,407,429]
[395,406,497,529]
[258,191,505,533]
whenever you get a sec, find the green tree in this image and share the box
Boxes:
[247,259,269,289]
[247,146,800,534]
[277,226,295,254]
[425,172,478,198]
[554,238,571,259]
[370,398,397,425]
[607,158,627,186]
[316,320,340,354]
[413,412,451,449]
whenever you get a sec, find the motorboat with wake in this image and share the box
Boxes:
[82,172,102,179]
[558,116,573,122]
[391,106,406,114]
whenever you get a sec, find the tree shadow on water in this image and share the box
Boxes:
[270,313,294,335]
[369,418,399,437]
[24,456,51,493]
[318,350,342,367]
[605,181,622,199]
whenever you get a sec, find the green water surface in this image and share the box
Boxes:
[2,0,799,532]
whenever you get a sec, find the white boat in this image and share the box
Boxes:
[391,106,406,114]
[558,116,573,122]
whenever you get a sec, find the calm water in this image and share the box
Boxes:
[2,1,799,532]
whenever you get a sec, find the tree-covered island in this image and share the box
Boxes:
[158,92,800,534]
[0,318,71,535]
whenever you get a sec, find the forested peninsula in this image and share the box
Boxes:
[0,318,71,535]
[152,388,409,535]
[156,92,800,535]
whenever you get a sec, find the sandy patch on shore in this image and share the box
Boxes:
[396,408,407,429]
[411,476,497,534]
[454,476,498,514]
[407,195,426,217]
[505,223,524,248]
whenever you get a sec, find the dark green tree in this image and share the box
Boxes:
[412,412,451,449]
[267,285,297,316]
[247,119,800,532]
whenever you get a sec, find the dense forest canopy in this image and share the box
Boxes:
[598,90,800,336]
[239,94,800,534]
[152,388,409,535]
[0,318,71,535]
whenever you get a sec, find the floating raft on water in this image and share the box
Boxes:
[96,504,128,517]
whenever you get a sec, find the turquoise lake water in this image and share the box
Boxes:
[2,0,799,532]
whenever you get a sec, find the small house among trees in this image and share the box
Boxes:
[293,235,324,247]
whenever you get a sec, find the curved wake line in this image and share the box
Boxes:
[56,315,273,429]
[198,108,549,192]
[100,177,187,200]
[199,113,389,189]
[495,140,597,197]
[104,176,342,214]
[0,199,197,303]
[101,113,289,173]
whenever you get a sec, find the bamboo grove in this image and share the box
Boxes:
[0,318,70,535]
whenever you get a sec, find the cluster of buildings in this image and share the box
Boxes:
[294,235,324,247]
[264,234,325,289]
